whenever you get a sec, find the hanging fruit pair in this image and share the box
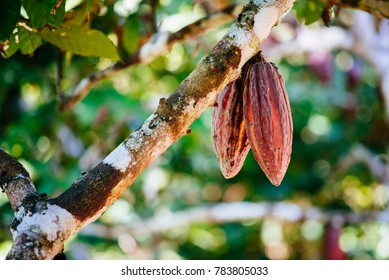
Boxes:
[212,54,293,186]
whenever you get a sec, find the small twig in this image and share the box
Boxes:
[6,0,295,259]
[80,201,387,238]
[53,0,64,15]
[17,22,33,32]
[149,0,159,35]
[335,143,389,186]
[59,3,243,112]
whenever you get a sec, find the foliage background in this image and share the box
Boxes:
[1,0,389,259]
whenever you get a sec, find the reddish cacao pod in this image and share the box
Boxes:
[212,80,250,179]
[243,62,293,186]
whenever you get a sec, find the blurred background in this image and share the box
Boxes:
[1,0,389,260]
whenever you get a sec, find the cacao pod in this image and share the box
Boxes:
[212,80,250,179]
[243,62,293,186]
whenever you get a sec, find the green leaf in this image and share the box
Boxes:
[42,0,58,12]
[123,14,142,54]
[18,27,42,54]
[0,0,21,41]
[2,33,20,58]
[294,0,326,25]
[66,1,92,25]
[23,0,65,28]
[39,25,120,60]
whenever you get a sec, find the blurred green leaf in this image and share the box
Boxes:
[294,0,326,25]
[0,0,387,261]
[18,27,42,54]
[23,0,65,28]
[123,14,142,54]
[66,1,92,25]
[2,34,19,58]
[0,0,21,41]
[40,25,120,60]
[42,0,58,12]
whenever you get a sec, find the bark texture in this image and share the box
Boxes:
[2,0,295,259]
[2,0,388,260]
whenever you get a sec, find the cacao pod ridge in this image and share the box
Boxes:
[243,62,293,186]
[212,79,251,179]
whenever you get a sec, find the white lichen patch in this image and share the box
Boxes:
[12,204,78,242]
[142,113,158,136]
[125,130,144,151]
[103,143,132,172]
[124,113,159,151]
[227,25,251,50]
[14,174,28,180]
[253,6,280,41]
[225,18,258,71]
[1,174,32,190]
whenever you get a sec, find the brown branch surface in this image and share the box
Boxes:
[59,3,244,111]
[6,0,294,259]
[0,148,37,211]
[54,0,294,228]
[5,0,389,260]
[58,0,389,112]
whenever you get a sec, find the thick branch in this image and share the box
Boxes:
[54,0,294,225]
[59,3,244,111]
[0,149,37,211]
[7,0,295,260]
[6,200,78,260]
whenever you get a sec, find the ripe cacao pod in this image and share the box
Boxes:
[243,62,293,186]
[212,80,250,179]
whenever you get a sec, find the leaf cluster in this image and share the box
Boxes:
[1,0,118,60]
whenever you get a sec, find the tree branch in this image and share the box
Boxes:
[80,200,385,238]
[54,0,293,228]
[58,3,244,112]
[79,142,389,239]
[0,149,37,212]
[337,0,389,18]
[5,0,295,259]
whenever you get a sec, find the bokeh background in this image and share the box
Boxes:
[1,0,389,259]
